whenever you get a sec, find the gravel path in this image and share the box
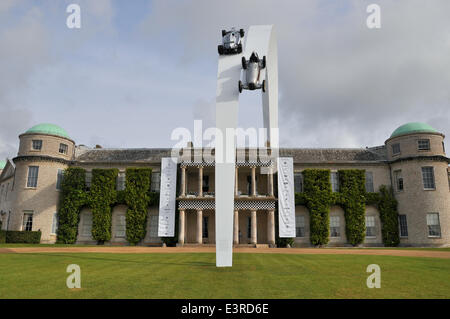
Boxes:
[0,246,449,259]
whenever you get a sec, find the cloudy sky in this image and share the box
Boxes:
[1,0,449,160]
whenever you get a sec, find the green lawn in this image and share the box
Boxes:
[0,253,449,298]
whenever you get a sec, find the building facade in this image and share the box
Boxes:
[0,122,449,247]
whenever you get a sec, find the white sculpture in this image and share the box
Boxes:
[215,25,279,267]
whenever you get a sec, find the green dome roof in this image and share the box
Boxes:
[0,160,6,170]
[25,123,70,139]
[390,122,438,138]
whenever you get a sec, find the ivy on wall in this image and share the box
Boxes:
[302,169,333,246]
[367,185,400,247]
[90,169,119,243]
[295,168,400,247]
[337,170,366,246]
[57,168,87,244]
[57,167,158,245]
[125,168,152,245]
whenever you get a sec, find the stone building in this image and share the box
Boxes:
[0,122,449,247]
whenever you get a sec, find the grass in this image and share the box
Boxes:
[0,252,449,298]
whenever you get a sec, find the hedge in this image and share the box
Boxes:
[5,231,41,244]
[0,230,5,244]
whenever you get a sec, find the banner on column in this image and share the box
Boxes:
[158,157,178,237]
[277,157,296,238]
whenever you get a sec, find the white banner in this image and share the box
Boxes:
[277,157,296,238]
[158,157,178,237]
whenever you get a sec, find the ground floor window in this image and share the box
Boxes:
[365,216,376,237]
[295,215,305,237]
[23,212,33,231]
[398,214,408,237]
[330,216,340,237]
[149,215,159,237]
[115,215,126,238]
[203,216,208,238]
[427,213,441,237]
[82,213,93,237]
[51,212,59,234]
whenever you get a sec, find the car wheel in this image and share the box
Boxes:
[218,45,224,55]
[241,56,247,69]
[238,81,243,93]
[262,80,266,93]
[240,29,245,37]
[262,56,266,69]
[222,30,226,37]
[237,44,242,54]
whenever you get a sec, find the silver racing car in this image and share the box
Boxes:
[239,51,266,93]
[218,28,244,55]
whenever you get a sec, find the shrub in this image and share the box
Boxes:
[6,231,41,244]
[377,185,400,246]
[0,230,6,244]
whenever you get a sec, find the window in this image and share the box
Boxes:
[117,172,125,191]
[294,172,303,193]
[421,167,435,189]
[82,213,93,237]
[330,216,340,237]
[51,213,59,234]
[398,215,408,237]
[150,172,160,192]
[443,142,446,153]
[56,169,64,190]
[392,143,400,155]
[115,215,126,238]
[5,183,9,200]
[365,216,376,237]
[202,175,209,193]
[59,143,68,154]
[247,216,251,238]
[149,215,159,237]
[23,212,33,231]
[331,172,339,192]
[295,215,305,237]
[365,171,374,193]
[32,140,42,150]
[246,175,252,195]
[85,171,92,190]
[203,216,208,238]
[448,171,450,191]
[394,170,403,191]
[27,166,39,188]
[418,139,430,151]
[427,213,441,237]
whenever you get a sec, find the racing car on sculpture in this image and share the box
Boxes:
[239,51,266,93]
[218,28,245,55]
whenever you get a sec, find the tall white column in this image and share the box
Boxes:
[233,210,239,245]
[268,166,274,197]
[251,166,256,196]
[197,210,203,244]
[251,210,257,245]
[198,166,203,197]
[181,166,186,197]
[178,209,185,245]
[267,210,275,246]
[235,166,239,196]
